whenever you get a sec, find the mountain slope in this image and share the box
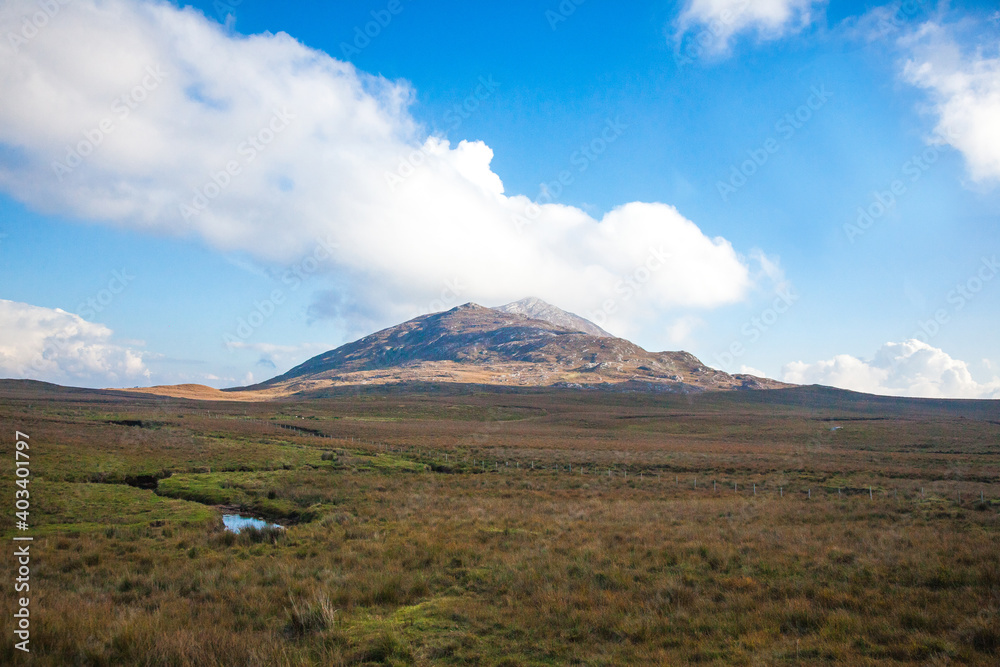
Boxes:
[492,297,612,338]
[247,301,787,395]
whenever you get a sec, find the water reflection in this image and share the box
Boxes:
[222,514,282,534]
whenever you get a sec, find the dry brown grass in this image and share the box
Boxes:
[0,381,997,664]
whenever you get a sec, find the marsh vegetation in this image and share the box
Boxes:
[1,381,998,665]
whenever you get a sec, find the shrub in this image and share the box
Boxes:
[287,593,337,636]
[959,614,1000,653]
[241,526,285,545]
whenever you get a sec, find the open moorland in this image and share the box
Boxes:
[1,379,999,665]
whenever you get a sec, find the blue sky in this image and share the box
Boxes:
[0,0,998,398]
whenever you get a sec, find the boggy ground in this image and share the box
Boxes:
[1,380,998,665]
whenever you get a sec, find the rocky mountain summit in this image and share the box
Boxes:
[492,297,612,338]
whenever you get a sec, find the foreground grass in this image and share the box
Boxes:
[0,383,997,664]
[3,475,998,665]
[28,481,215,535]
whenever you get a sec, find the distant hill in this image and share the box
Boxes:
[244,299,788,396]
[3,379,997,422]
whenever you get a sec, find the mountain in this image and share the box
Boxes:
[245,299,788,396]
[492,297,612,338]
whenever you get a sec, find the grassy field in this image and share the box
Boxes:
[1,380,998,665]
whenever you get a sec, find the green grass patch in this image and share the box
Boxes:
[4,481,214,535]
[156,472,305,520]
[357,454,428,473]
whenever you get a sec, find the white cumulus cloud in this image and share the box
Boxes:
[0,299,149,386]
[782,339,1000,399]
[677,0,826,55]
[902,21,1000,183]
[0,0,767,341]
[738,365,769,378]
[665,314,705,345]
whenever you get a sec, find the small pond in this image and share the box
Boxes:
[222,514,283,534]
